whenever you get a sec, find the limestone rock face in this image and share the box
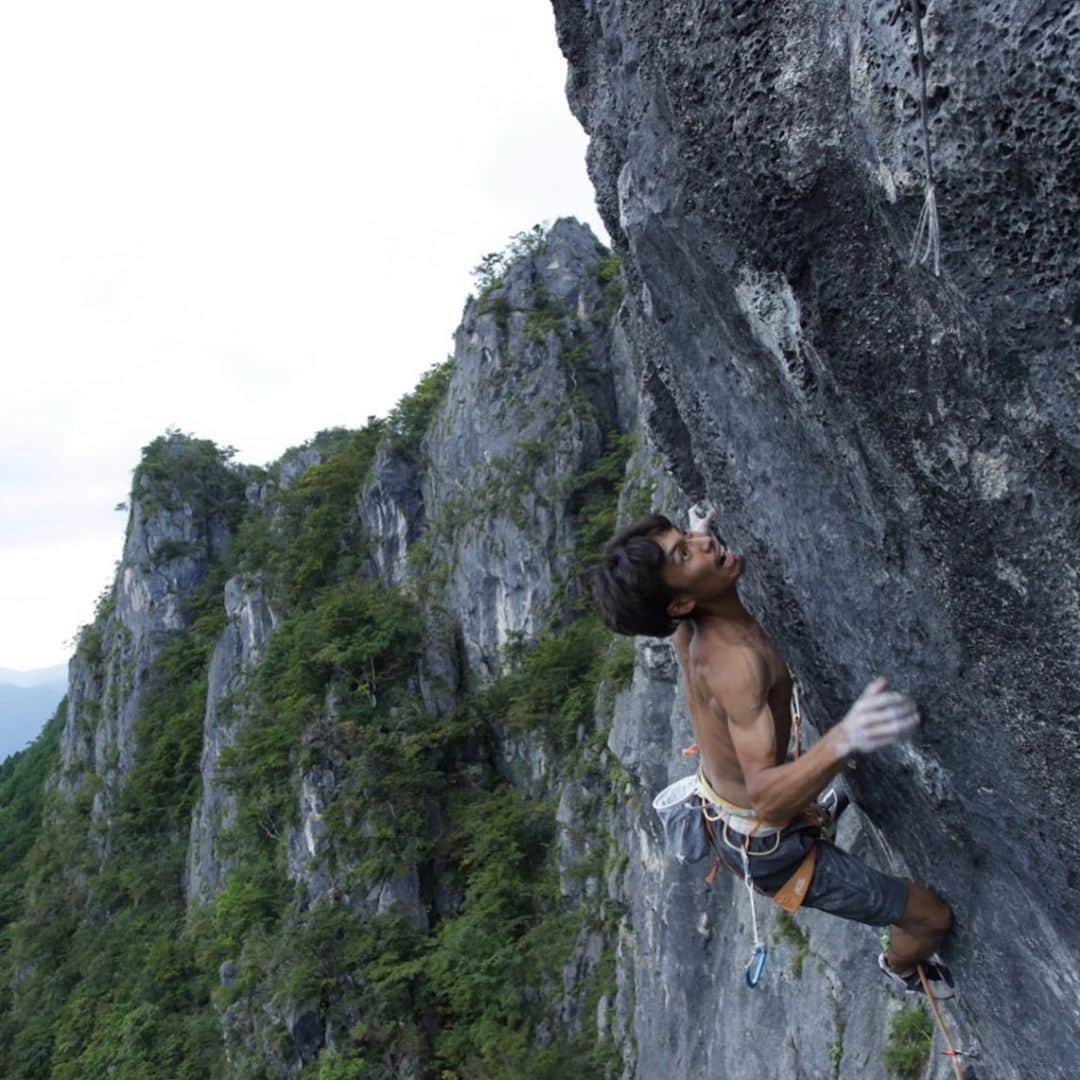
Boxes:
[359,446,424,588]
[421,217,622,682]
[51,448,240,851]
[207,220,631,1073]
[552,0,1078,1075]
[184,574,278,904]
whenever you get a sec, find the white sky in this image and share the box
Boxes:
[0,1,606,671]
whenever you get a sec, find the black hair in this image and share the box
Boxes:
[588,513,680,638]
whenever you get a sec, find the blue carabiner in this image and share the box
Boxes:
[745,945,768,989]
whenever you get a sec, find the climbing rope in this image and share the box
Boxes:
[917,964,966,1080]
[740,835,768,987]
[908,0,942,276]
[740,680,807,987]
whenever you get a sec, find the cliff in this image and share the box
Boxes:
[552,0,1078,1076]
[0,221,641,1079]
[0,4,1075,1070]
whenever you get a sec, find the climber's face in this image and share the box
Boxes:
[655,525,742,617]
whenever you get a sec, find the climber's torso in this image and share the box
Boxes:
[678,616,792,810]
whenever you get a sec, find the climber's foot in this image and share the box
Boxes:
[878,952,956,1000]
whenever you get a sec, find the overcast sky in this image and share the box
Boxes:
[0,1,607,672]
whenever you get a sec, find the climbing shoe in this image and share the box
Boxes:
[877,953,956,1000]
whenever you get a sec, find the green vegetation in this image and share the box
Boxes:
[0,701,65,1039]
[827,1034,844,1079]
[0,573,230,1078]
[522,287,567,345]
[520,285,603,374]
[0,256,635,1079]
[385,356,455,462]
[484,615,620,751]
[471,223,548,296]
[883,1005,933,1078]
[773,910,810,979]
[475,291,512,334]
[568,432,636,574]
[201,574,435,1013]
[427,790,570,1073]
[133,428,248,524]
[229,424,384,609]
[596,253,624,321]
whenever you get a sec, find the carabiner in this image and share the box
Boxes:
[745,944,768,989]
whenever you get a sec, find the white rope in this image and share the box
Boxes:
[911,182,941,277]
[908,0,943,277]
[791,680,803,759]
[740,843,764,951]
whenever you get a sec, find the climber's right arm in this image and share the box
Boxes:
[712,660,919,823]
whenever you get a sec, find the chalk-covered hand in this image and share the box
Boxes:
[687,503,716,535]
[835,677,919,756]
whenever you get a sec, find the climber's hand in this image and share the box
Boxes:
[835,677,919,756]
[687,503,716,535]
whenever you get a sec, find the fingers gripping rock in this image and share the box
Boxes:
[836,677,920,756]
[688,503,716,534]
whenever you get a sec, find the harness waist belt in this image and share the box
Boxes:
[696,767,785,836]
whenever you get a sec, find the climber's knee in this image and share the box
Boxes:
[896,880,953,939]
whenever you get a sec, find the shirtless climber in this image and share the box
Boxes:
[589,507,955,998]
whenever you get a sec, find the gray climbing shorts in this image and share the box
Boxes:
[712,815,909,927]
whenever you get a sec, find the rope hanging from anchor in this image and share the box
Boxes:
[908,0,942,276]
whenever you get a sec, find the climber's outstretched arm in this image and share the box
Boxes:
[709,654,918,823]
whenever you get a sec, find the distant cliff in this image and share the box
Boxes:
[0,220,644,1079]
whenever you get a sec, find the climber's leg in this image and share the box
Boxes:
[885,880,953,973]
[782,837,910,927]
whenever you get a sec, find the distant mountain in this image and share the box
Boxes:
[0,663,68,688]
[0,673,67,760]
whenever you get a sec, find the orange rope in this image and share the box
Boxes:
[916,963,964,1080]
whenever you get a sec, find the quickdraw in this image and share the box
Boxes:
[740,831,768,988]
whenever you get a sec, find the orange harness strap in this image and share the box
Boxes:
[772,846,817,914]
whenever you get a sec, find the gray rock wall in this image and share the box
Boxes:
[205,220,633,1073]
[553,1,1078,1076]
[420,217,622,681]
[184,574,278,904]
[51,464,234,850]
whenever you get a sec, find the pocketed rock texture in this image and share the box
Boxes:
[553,0,1078,1076]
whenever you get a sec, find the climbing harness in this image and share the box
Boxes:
[693,772,780,987]
[908,0,942,276]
